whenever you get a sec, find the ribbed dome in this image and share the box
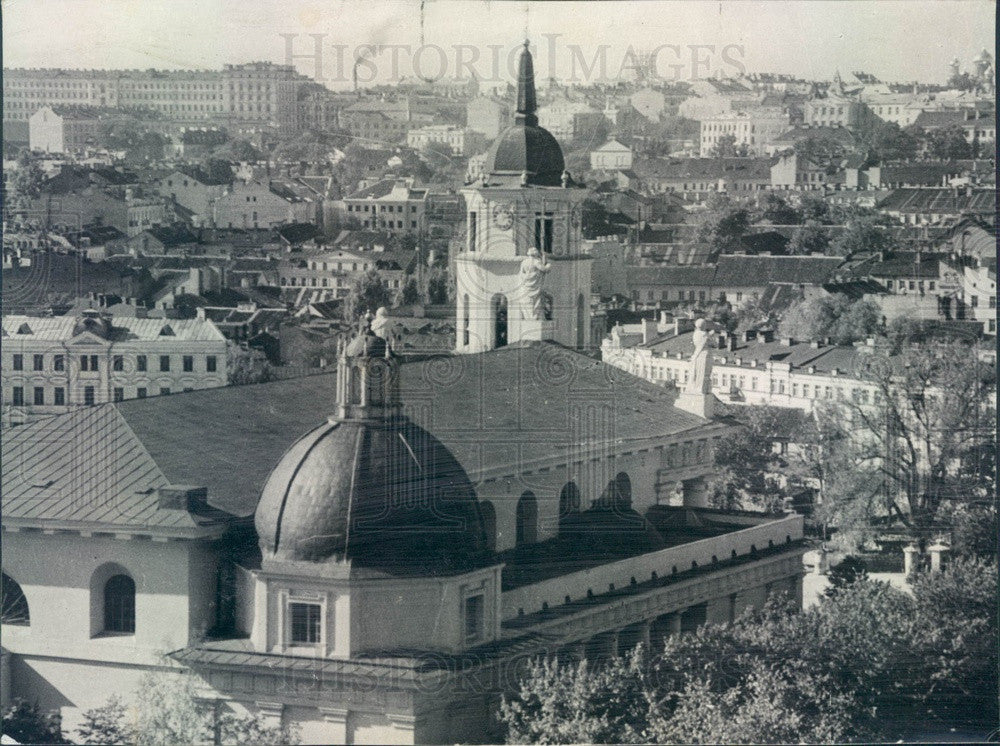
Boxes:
[255,417,488,574]
[484,124,565,187]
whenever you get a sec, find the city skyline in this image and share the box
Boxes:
[2,0,995,87]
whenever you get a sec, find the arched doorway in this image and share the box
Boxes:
[516,491,538,546]
[493,294,508,348]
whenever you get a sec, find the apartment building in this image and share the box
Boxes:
[1,312,227,425]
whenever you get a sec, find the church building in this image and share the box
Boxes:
[1,43,807,745]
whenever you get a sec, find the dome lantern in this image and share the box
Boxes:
[336,315,401,421]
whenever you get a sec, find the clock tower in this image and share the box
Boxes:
[456,41,591,354]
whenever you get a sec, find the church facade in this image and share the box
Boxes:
[1,43,807,745]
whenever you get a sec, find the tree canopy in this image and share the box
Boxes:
[778,293,882,345]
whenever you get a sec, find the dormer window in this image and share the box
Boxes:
[159,324,175,336]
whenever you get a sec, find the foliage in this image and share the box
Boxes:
[76,696,130,744]
[758,193,800,225]
[395,275,422,306]
[426,267,453,305]
[77,670,300,746]
[501,571,1000,744]
[778,293,882,344]
[695,195,753,252]
[830,216,892,257]
[824,555,869,597]
[855,120,919,163]
[2,699,70,744]
[226,344,274,385]
[708,133,748,158]
[810,339,995,547]
[787,219,831,255]
[342,269,393,321]
[211,138,261,162]
[97,119,167,163]
[927,125,973,160]
[708,405,794,512]
[795,134,849,172]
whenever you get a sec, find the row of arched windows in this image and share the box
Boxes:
[479,475,632,551]
[2,569,135,635]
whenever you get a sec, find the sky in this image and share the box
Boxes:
[2,0,995,88]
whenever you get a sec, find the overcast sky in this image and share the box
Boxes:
[2,0,995,88]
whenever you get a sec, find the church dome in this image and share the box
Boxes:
[482,41,565,187]
[255,324,488,574]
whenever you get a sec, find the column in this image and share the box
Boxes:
[902,544,920,577]
[318,707,348,745]
[682,478,708,509]
[928,541,949,573]
[255,701,284,729]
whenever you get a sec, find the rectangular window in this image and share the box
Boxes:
[54,355,65,371]
[160,355,170,372]
[54,387,65,405]
[80,355,99,371]
[33,354,44,371]
[136,355,147,372]
[12,354,23,371]
[160,387,171,396]
[113,387,124,403]
[464,594,485,642]
[113,355,124,372]
[206,356,217,373]
[137,387,147,399]
[12,387,24,406]
[289,602,322,644]
[33,387,44,406]
[183,355,194,372]
[84,386,95,406]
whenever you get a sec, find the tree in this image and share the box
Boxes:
[3,699,70,744]
[343,269,392,321]
[211,138,261,162]
[778,294,881,345]
[787,220,831,255]
[812,339,995,548]
[203,158,235,184]
[928,125,973,160]
[76,696,131,745]
[396,275,422,306]
[759,193,801,225]
[795,134,848,172]
[695,195,753,252]
[226,344,274,385]
[856,120,919,163]
[426,267,453,305]
[708,133,747,158]
[831,216,891,257]
[798,193,831,223]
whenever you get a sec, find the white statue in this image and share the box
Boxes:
[688,318,717,395]
[519,247,551,320]
[371,306,396,342]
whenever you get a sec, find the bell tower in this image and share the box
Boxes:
[456,41,591,354]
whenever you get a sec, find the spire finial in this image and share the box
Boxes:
[515,41,538,127]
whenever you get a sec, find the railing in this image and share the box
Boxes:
[501,513,804,621]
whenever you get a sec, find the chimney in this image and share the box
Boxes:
[759,329,774,343]
[659,310,669,325]
[810,340,821,348]
[726,335,738,351]
[641,318,657,345]
[781,336,794,346]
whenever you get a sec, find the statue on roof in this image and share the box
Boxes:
[519,247,552,320]
[371,306,396,343]
[688,318,718,395]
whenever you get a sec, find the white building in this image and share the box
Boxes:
[406,125,486,156]
[699,110,789,157]
[1,311,227,425]
[341,178,428,234]
[590,139,633,171]
[28,106,101,154]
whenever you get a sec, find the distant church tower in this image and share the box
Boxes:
[456,41,591,354]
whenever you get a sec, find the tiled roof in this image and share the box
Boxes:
[1,405,216,535]
[143,225,199,247]
[713,254,844,286]
[115,343,715,517]
[877,188,996,214]
[912,110,991,129]
[627,265,716,286]
[634,157,772,181]
[857,251,944,279]
[345,179,397,200]
[1,315,226,342]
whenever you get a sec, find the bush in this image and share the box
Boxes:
[2,699,69,744]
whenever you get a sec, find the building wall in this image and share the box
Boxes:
[213,182,301,229]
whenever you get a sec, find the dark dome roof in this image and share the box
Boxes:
[344,327,388,358]
[483,124,565,187]
[255,417,488,573]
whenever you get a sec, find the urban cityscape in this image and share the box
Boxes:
[0,1,996,744]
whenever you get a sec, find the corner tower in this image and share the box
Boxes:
[456,41,591,353]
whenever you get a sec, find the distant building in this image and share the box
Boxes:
[156,167,231,223]
[28,106,102,154]
[406,125,486,156]
[1,311,227,425]
[802,95,877,129]
[538,91,600,140]
[633,157,772,201]
[466,96,511,139]
[341,178,428,234]
[629,87,666,121]
[213,180,314,229]
[699,110,789,157]
[876,187,997,225]
[590,139,633,171]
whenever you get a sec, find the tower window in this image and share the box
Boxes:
[467,211,477,252]
[289,601,321,644]
[534,212,554,253]
[103,574,135,634]
[464,594,485,642]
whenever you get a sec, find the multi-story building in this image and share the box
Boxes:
[406,125,486,156]
[632,157,772,201]
[537,90,600,140]
[802,94,877,129]
[278,250,406,299]
[1,311,227,425]
[678,79,758,120]
[4,63,307,132]
[961,263,997,335]
[155,167,230,223]
[28,106,104,153]
[213,180,315,229]
[590,139,633,171]
[341,178,428,234]
[699,110,789,157]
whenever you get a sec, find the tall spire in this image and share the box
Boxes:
[515,40,538,127]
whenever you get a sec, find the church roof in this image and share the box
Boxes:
[113,343,714,518]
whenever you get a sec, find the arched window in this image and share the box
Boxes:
[492,294,508,348]
[516,491,538,546]
[576,293,586,349]
[104,575,135,634]
[559,482,581,533]
[1,573,29,626]
[479,501,497,552]
[613,472,632,509]
[462,294,470,347]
